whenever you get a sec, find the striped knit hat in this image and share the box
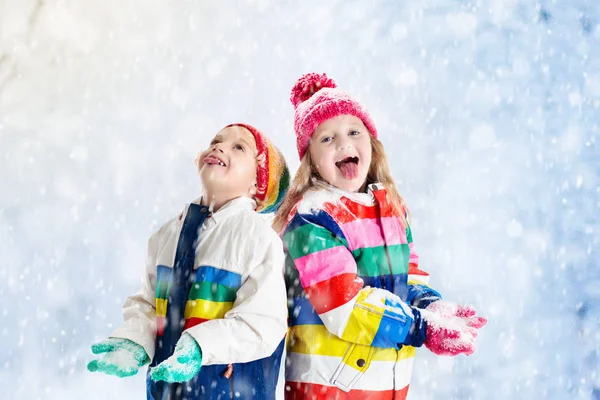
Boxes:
[290,72,378,160]
[225,123,290,214]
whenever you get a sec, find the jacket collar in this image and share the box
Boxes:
[189,196,256,225]
[312,179,385,205]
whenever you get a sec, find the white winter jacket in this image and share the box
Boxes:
[110,196,288,367]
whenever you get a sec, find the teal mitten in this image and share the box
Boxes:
[87,337,150,378]
[150,332,202,383]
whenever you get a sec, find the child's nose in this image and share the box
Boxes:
[337,140,352,151]
[212,143,225,153]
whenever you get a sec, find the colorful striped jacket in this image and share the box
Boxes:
[281,181,441,400]
[110,196,288,399]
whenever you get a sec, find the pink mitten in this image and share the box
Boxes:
[422,301,487,356]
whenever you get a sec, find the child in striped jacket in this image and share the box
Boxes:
[88,123,291,400]
[273,73,487,400]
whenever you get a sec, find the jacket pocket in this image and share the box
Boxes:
[329,343,374,392]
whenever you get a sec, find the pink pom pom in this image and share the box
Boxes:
[290,72,337,108]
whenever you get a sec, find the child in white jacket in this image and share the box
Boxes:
[88,123,290,400]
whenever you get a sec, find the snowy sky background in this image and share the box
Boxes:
[1,0,598,399]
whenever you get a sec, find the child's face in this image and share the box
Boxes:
[309,114,372,192]
[197,126,258,201]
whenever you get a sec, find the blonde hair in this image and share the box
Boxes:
[272,135,409,233]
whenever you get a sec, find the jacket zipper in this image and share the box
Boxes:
[373,188,402,394]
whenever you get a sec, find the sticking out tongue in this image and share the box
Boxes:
[337,158,359,179]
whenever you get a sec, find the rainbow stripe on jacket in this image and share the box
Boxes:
[155,265,242,336]
[282,182,440,400]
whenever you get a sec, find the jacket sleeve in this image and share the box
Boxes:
[109,227,163,360]
[405,221,442,308]
[185,233,288,366]
[283,210,416,350]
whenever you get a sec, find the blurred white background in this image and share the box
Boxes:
[1,0,598,398]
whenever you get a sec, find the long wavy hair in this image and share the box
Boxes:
[272,135,409,233]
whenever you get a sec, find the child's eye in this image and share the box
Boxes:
[349,130,360,136]
[320,136,333,143]
[210,140,220,146]
[234,144,245,151]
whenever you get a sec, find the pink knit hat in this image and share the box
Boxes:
[290,72,378,160]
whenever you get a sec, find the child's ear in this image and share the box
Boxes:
[248,176,258,197]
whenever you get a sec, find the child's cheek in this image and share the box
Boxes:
[195,150,208,171]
